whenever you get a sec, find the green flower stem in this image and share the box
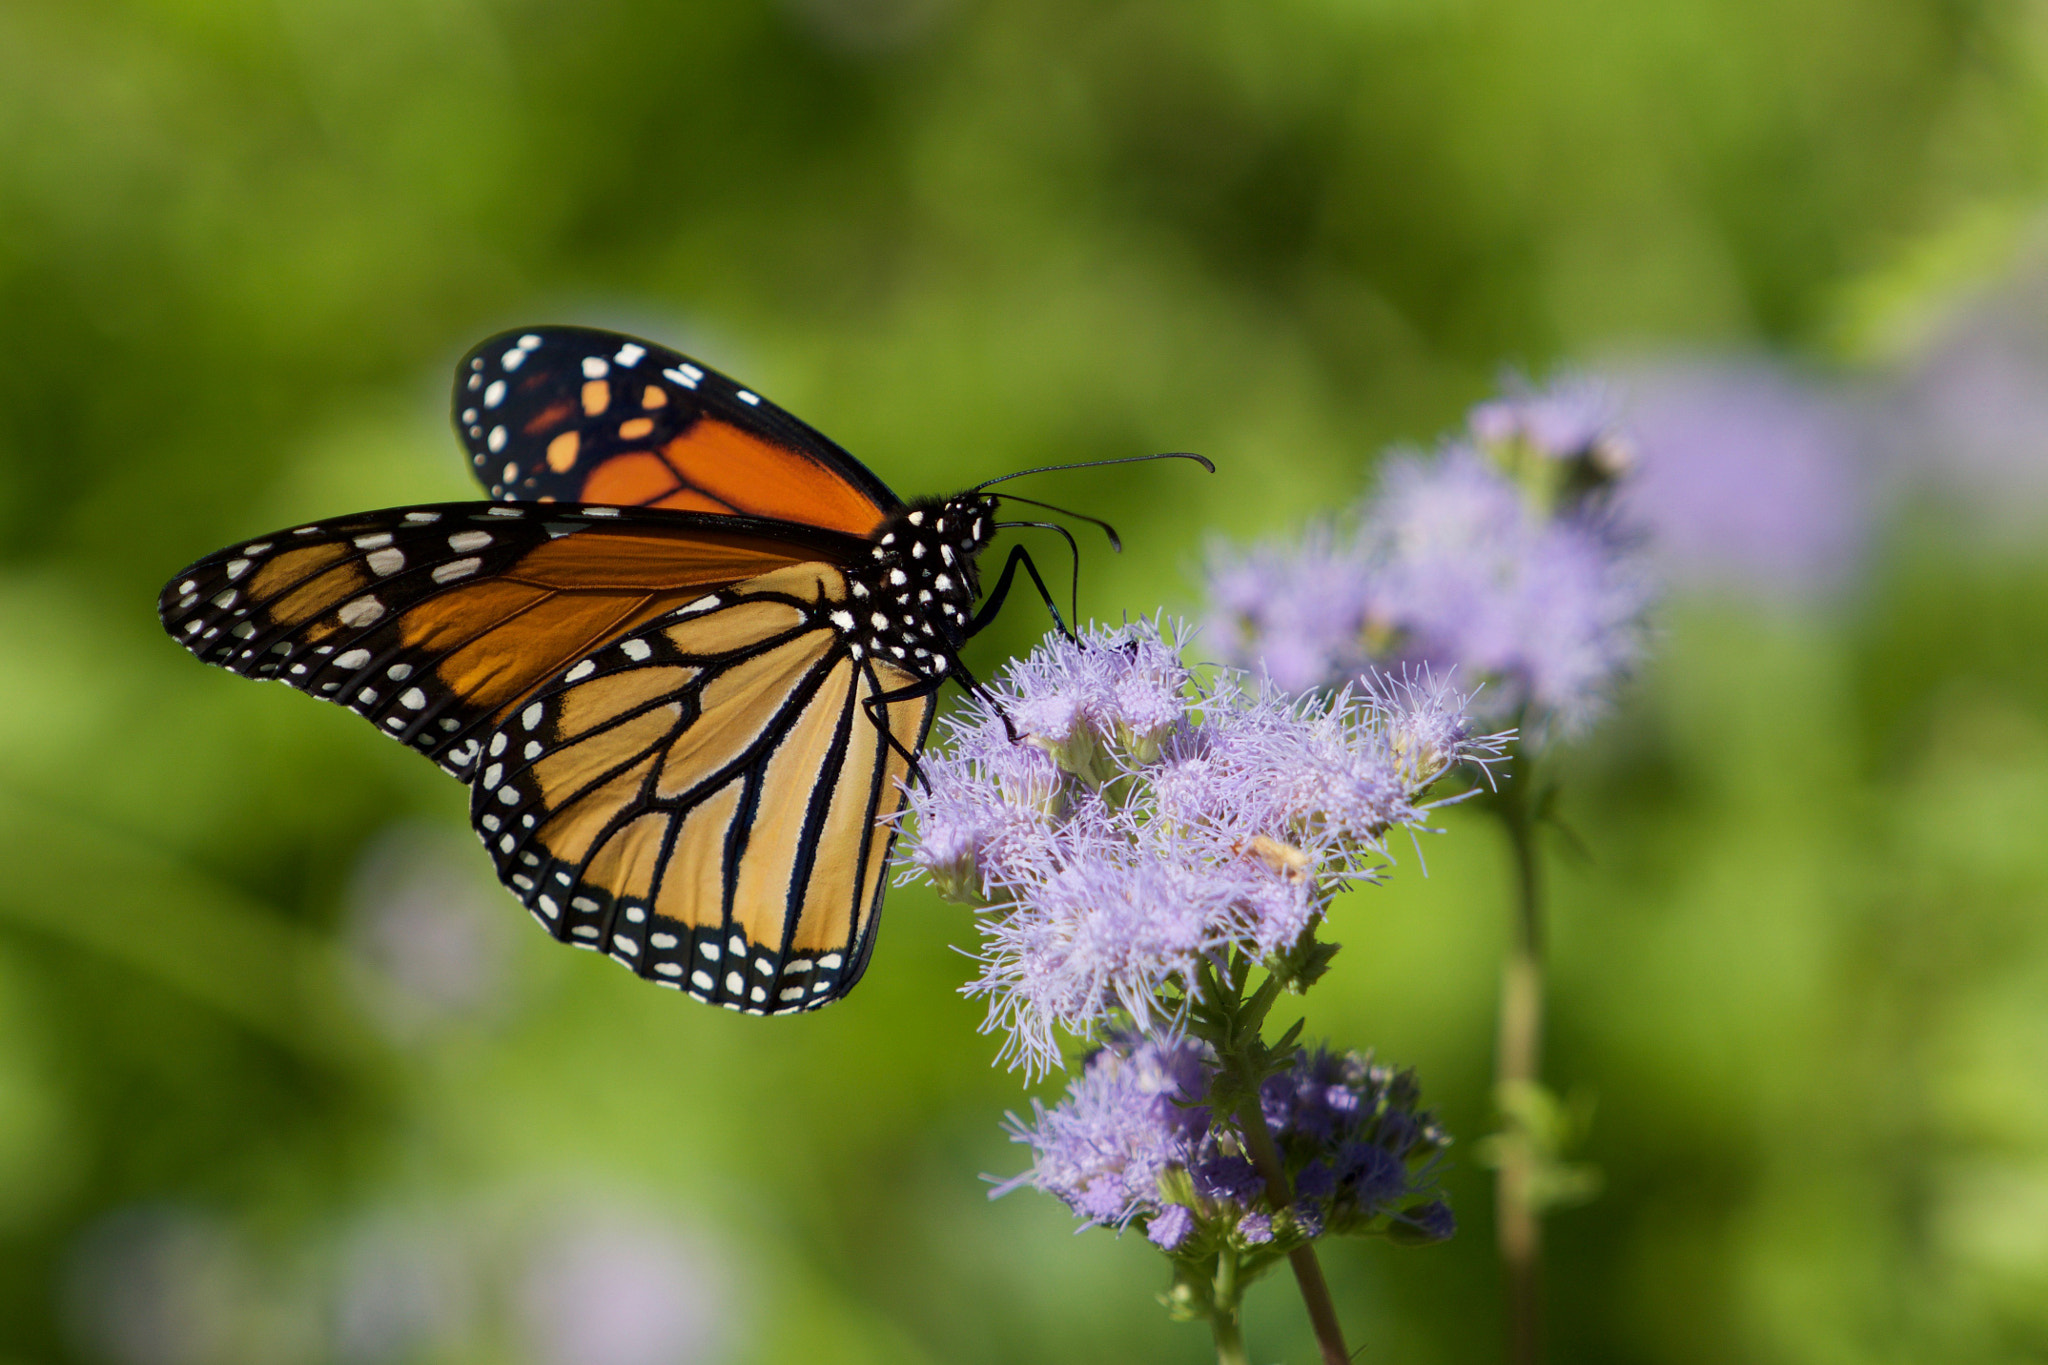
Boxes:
[1236,1092,1352,1365]
[1212,1248,1250,1365]
[1195,956,1354,1363]
[1494,743,1545,1365]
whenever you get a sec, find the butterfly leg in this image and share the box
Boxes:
[968,545,1073,642]
[860,664,951,786]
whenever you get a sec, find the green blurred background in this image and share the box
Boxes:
[4,0,2048,1361]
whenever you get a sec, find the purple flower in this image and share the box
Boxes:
[1891,287,2048,525]
[1203,528,1379,694]
[999,1035,1454,1253]
[1470,374,1631,469]
[996,1033,1212,1234]
[1363,447,1650,731]
[1146,1203,1195,1251]
[1266,1048,1451,1235]
[1620,359,1873,600]
[517,1204,728,1365]
[1195,377,1655,735]
[909,621,1501,1077]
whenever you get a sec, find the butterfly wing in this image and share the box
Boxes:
[454,326,899,536]
[471,562,936,1013]
[157,503,868,781]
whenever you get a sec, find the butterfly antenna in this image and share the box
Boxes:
[995,494,1122,551]
[969,450,1213,494]
[994,519,1084,629]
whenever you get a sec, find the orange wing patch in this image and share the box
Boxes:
[571,418,888,537]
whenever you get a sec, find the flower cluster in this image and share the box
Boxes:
[903,620,1504,1077]
[998,1034,1453,1257]
[1202,376,1653,734]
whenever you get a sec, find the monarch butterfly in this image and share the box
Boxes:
[159,326,1204,1015]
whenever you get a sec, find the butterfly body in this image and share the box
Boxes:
[160,328,1041,1014]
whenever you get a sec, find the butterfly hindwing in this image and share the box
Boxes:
[469,562,937,1013]
[454,327,899,538]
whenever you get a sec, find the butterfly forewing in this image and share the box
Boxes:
[470,563,937,1013]
[455,327,899,536]
[156,503,855,780]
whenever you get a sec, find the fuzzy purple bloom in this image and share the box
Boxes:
[999,1035,1453,1254]
[994,1033,1211,1238]
[905,620,1503,1077]
[1264,1047,1452,1237]
[1363,447,1649,731]
[1198,376,1654,735]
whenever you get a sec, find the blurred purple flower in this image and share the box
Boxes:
[1203,528,1378,695]
[1363,447,1650,731]
[518,1204,729,1365]
[1470,373,1631,468]
[345,823,516,1038]
[1620,359,1873,599]
[1198,377,1653,734]
[907,621,1503,1076]
[1891,289,2048,523]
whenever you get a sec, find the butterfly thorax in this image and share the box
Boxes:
[831,494,997,678]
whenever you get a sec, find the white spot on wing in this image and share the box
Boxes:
[613,343,646,367]
[336,648,372,669]
[564,659,597,682]
[448,530,493,552]
[620,638,651,662]
[338,596,384,627]
[431,557,481,583]
[366,547,405,576]
[581,356,608,379]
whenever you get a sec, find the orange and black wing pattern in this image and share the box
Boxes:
[455,326,898,536]
[156,502,867,782]
[473,563,937,1013]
